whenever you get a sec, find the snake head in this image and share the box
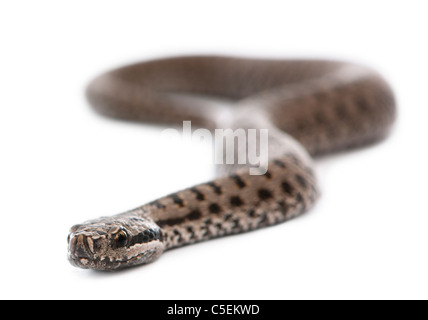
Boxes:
[67,212,165,270]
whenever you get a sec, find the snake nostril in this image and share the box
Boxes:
[92,238,104,254]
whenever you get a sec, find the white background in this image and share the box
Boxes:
[1,1,427,300]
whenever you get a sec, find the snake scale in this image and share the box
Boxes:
[68,56,396,270]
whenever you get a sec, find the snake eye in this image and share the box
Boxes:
[114,228,128,248]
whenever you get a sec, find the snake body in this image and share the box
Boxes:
[68,56,395,270]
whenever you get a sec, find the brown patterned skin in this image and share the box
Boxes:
[68,56,395,270]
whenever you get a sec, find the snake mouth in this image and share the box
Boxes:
[69,249,161,271]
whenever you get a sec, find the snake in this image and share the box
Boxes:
[68,56,396,271]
